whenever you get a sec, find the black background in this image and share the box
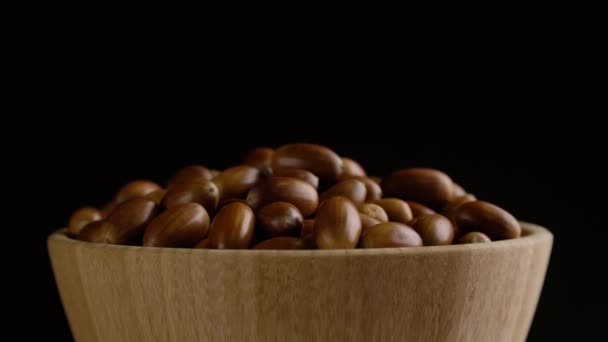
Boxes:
[11,13,605,340]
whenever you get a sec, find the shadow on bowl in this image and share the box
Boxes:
[48,222,552,342]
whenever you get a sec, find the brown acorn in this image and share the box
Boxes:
[247,177,319,217]
[143,203,210,248]
[271,143,343,180]
[207,202,256,249]
[314,197,362,249]
[382,168,454,208]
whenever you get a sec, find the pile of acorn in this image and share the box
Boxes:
[67,144,522,249]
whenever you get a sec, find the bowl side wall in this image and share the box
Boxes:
[48,223,552,342]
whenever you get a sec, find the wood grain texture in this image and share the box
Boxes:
[48,222,552,342]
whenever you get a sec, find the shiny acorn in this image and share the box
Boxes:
[406,201,436,220]
[68,206,102,237]
[319,179,367,205]
[105,197,158,244]
[168,165,214,185]
[452,183,467,198]
[358,203,388,222]
[144,189,167,205]
[272,168,319,189]
[247,177,319,217]
[213,165,261,200]
[77,221,118,244]
[373,198,413,224]
[452,201,521,240]
[162,180,219,212]
[244,147,274,171]
[382,168,454,208]
[360,222,423,248]
[360,213,381,232]
[341,157,366,177]
[412,214,454,246]
[210,169,221,179]
[115,180,162,204]
[271,143,343,180]
[457,231,492,244]
[207,202,256,249]
[341,176,383,202]
[442,194,477,220]
[314,196,362,249]
[257,202,303,237]
[143,203,210,247]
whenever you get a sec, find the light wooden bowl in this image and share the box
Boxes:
[48,222,552,342]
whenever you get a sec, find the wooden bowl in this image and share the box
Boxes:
[48,222,552,342]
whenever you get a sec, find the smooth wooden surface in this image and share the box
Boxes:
[48,222,552,342]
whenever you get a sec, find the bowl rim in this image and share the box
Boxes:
[48,222,552,257]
